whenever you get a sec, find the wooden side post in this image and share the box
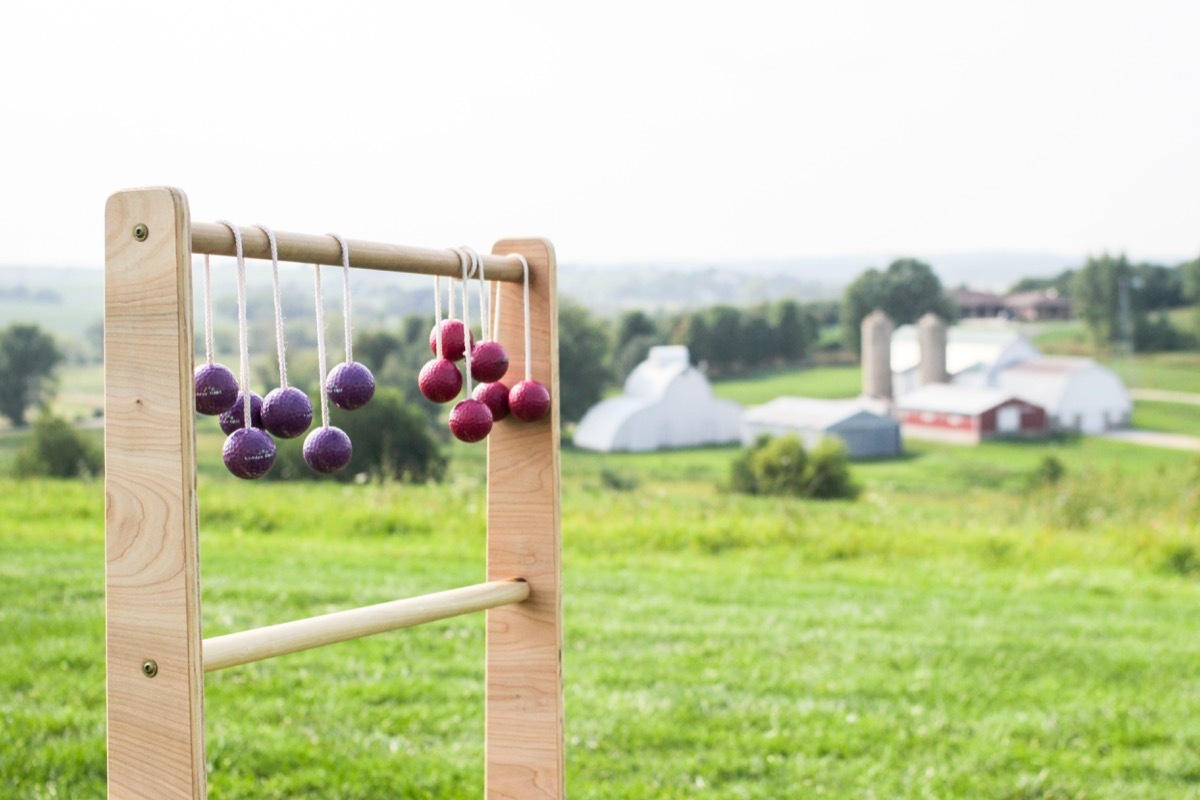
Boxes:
[485,239,564,799]
[105,188,206,799]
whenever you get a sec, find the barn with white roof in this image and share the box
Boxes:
[741,397,902,459]
[893,384,1050,444]
[573,346,742,452]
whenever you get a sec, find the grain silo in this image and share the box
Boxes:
[917,312,948,386]
[861,309,894,399]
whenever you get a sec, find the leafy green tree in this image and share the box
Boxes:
[1072,253,1131,347]
[842,260,954,353]
[0,324,63,426]
[1009,270,1076,295]
[705,305,745,376]
[354,330,404,373]
[771,299,811,363]
[615,310,658,354]
[558,300,612,423]
[738,305,773,369]
[1182,257,1200,303]
[13,411,102,478]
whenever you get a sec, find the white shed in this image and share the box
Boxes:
[741,397,902,458]
[573,346,742,452]
[992,357,1132,434]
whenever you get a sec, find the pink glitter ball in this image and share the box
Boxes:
[418,358,463,404]
[508,380,551,422]
[470,341,509,384]
[448,398,493,443]
[428,320,474,362]
[472,381,510,422]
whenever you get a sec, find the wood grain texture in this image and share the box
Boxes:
[203,580,530,673]
[486,239,564,799]
[105,188,206,799]
[191,222,524,281]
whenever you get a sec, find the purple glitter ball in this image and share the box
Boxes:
[326,361,375,410]
[470,341,510,384]
[218,392,264,435]
[509,380,551,422]
[428,320,474,362]
[303,426,353,474]
[261,386,313,439]
[449,398,493,443]
[222,427,276,480]
[194,362,239,415]
[472,381,510,422]
[418,358,463,404]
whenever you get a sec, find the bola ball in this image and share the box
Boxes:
[194,363,239,415]
[448,398,493,443]
[470,341,509,384]
[418,358,463,404]
[508,380,551,422]
[218,392,264,435]
[261,386,313,439]
[326,361,375,410]
[472,381,510,422]
[222,427,276,480]
[303,426,353,474]
[428,320,473,362]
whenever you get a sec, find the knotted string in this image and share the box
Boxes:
[453,247,475,395]
[202,254,215,365]
[464,246,490,342]
[216,220,251,428]
[312,261,330,429]
[433,275,444,359]
[329,233,354,365]
[254,224,288,389]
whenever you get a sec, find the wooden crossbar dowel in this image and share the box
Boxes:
[202,580,530,673]
[191,222,525,281]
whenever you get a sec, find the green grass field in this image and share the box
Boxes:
[4,431,1200,798]
[712,365,861,405]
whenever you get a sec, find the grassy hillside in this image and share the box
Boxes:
[4,435,1200,798]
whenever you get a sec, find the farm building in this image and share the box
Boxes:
[893,384,1049,444]
[993,357,1131,434]
[882,315,1130,434]
[741,398,902,458]
[573,345,742,452]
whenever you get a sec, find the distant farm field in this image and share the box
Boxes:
[712,365,861,405]
[4,434,1200,798]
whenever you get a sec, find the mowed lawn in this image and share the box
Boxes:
[3,432,1200,798]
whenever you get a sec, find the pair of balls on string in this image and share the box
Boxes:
[301,360,375,474]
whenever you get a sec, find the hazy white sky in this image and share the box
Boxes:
[2,1,1198,268]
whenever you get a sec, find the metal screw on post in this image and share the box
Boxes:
[141,659,158,678]
[133,223,149,242]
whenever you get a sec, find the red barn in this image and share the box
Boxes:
[893,384,1048,444]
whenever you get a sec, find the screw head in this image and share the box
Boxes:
[141,659,158,678]
[133,223,149,242]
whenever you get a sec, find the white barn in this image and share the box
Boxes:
[574,346,742,452]
[886,320,1131,435]
[741,398,902,459]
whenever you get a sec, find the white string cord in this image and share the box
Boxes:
[465,246,490,342]
[512,254,532,382]
[454,248,474,395]
[433,275,444,359]
[330,233,353,364]
[216,220,251,428]
[448,274,456,321]
[313,262,330,428]
[255,224,288,388]
[491,280,501,341]
[203,254,215,365]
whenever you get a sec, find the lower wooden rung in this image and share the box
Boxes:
[202,579,529,672]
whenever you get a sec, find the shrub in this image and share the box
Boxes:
[270,388,446,483]
[1029,455,1066,488]
[730,434,858,500]
[13,412,102,478]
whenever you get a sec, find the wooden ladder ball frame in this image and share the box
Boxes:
[104,187,563,799]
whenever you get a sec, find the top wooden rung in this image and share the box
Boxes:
[190,222,526,282]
